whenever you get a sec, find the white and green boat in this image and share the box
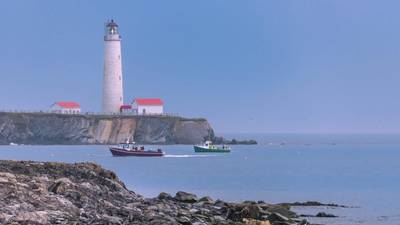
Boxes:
[194,141,231,153]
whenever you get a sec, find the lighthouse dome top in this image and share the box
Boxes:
[106,19,119,28]
[105,19,120,37]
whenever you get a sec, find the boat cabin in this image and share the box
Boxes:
[117,143,144,151]
[204,141,212,147]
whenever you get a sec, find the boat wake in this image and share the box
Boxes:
[164,154,218,158]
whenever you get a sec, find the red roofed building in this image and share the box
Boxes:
[132,98,164,115]
[50,102,81,114]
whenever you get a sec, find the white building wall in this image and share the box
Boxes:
[138,105,163,115]
[132,103,163,115]
[102,33,123,113]
[50,105,81,114]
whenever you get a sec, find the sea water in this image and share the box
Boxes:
[0,133,399,225]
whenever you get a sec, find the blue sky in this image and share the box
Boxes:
[0,1,399,133]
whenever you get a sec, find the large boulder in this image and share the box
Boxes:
[226,203,262,221]
[267,205,296,218]
[174,191,198,203]
[316,212,337,217]
[267,212,289,223]
[198,196,214,204]
[157,192,172,200]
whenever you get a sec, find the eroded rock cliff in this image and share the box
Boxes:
[0,112,215,145]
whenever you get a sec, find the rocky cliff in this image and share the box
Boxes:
[0,112,215,145]
[0,160,310,225]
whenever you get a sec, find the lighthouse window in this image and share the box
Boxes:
[119,76,121,80]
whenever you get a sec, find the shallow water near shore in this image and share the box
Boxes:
[0,133,399,225]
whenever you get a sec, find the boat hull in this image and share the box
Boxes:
[194,146,230,153]
[109,148,164,157]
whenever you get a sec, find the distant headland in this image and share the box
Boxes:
[0,112,256,145]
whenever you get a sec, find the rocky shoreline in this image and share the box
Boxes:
[212,137,258,145]
[0,160,331,225]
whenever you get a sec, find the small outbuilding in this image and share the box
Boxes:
[120,104,133,114]
[131,98,164,115]
[50,102,81,114]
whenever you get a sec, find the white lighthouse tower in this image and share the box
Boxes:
[102,19,124,113]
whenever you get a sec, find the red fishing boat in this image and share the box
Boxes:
[109,142,164,157]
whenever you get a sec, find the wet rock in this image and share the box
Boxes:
[241,204,261,219]
[226,202,261,221]
[267,212,289,222]
[286,201,348,208]
[11,211,49,224]
[198,196,214,204]
[297,219,309,225]
[177,216,192,224]
[212,215,225,222]
[102,215,123,224]
[214,199,228,207]
[267,205,296,219]
[316,212,337,217]
[175,191,198,203]
[158,192,173,200]
[271,222,291,225]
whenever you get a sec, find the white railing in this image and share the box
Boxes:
[0,110,180,117]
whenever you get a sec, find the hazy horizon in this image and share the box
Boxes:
[1,1,399,134]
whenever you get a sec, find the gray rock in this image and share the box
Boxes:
[297,219,309,225]
[271,222,292,225]
[214,199,228,207]
[177,216,192,225]
[267,212,290,222]
[198,196,214,204]
[267,205,297,219]
[316,212,337,217]
[175,191,198,203]
[158,192,173,200]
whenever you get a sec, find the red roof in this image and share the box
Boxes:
[54,102,80,109]
[133,98,163,106]
[120,105,132,109]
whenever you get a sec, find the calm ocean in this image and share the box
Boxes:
[0,133,399,225]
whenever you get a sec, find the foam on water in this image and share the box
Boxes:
[164,154,217,158]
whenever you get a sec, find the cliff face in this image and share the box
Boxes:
[0,112,214,145]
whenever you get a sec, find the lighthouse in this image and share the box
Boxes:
[102,19,124,113]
